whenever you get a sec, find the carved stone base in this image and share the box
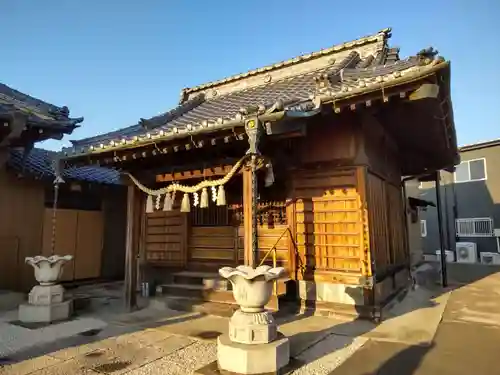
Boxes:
[217,332,290,375]
[18,300,72,323]
[28,284,65,305]
[229,309,277,345]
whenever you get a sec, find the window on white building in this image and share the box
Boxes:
[454,158,487,183]
[455,217,493,237]
[420,220,427,237]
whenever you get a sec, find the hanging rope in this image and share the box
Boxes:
[251,155,259,264]
[51,183,59,256]
[126,154,263,196]
[51,158,65,256]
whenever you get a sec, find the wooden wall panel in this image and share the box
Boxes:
[42,209,78,281]
[188,226,236,269]
[366,172,408,275]
[237,224,290,271]
[144,210,187,265]
[0,170,45,291]
[292,167,368,278]
[366,172,390,273]
[0,236,20,290]
[359,114,401,186]
[299,116,359,165]
[74,211,103,280]
[386,183,408,266]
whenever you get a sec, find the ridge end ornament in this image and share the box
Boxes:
[245,117,262,155]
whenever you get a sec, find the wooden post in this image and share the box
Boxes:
[243,167,255,266]
[125,184,139,311]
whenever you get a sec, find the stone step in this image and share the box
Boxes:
[171,271,231,291]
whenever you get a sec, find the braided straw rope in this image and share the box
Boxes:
[126,154,261,196]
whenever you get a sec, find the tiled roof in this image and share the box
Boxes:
[65,28,447,157]
[7,147,121,184]
[0,82,83,133]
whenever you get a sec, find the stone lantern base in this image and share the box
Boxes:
[18,300,72,323]
[217,333,290,375]
[18,284,72,323]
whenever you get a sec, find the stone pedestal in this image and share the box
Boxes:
[18,300,72,323]
[217,333,290,375]
[28,284,64,305]
[213,265,290,375]
[19,284,72,323]
[229,310,277,345]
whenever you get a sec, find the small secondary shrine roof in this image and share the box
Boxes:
[0,82,83,144]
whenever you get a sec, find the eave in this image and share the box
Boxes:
[63,59,452,167]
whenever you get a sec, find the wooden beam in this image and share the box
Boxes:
[124,184,140,311]
[156,165,235,183]
[242,167,255,266]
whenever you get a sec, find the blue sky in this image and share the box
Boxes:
[2,0,499,150]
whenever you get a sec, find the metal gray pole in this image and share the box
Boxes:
[434,171,448,287]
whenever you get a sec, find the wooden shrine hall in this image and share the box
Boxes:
[62,28,458,319]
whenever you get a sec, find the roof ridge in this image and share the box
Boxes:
[179,27,392,99]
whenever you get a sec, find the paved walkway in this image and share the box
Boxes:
[1,268,499,375]
[331,271,500,375]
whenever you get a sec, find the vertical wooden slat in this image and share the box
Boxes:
[74,211,104,280]
[356,166,371,277]
[125,185,138,311]
[286,200,297,279]
[242,167,255,266]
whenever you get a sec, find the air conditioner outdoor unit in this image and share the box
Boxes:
[480,252,500,265]
[435,250,455,263]
[455,242,478,263]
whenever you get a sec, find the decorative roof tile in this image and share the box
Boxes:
[0,83,83,133]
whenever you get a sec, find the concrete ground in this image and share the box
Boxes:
[1,265,499,375]
[331,270,500,375]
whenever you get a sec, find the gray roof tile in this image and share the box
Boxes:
[66,30,445,156]
[0,83,83,132]
[8,147,121,184]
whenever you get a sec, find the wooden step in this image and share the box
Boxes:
[171,271,231,291]
[158,296,240,318]
[158,283,235,301]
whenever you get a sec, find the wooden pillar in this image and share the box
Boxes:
[243,167,255,266]
[124,184,140,311]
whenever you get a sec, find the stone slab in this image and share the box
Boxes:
[0,317,107,358]
[291,335,368,375]
[18,300,72,323]
[0,354,62,375]
[217,333,290,374]
[126,340,217,375]
[154,314,229,341]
